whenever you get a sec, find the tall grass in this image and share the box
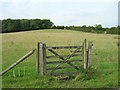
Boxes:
[2,29,118,88]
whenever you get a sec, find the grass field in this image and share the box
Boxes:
[2,29,118,88]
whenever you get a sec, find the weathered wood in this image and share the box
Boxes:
[0,49,35,76]
[47,46,81,49]
[47,66,74,70]
[70,50,82,53]
[43,43,47,75]
[39,43,46,75]
[87,42,92,68]
[82,42,85,69]
[82,39,87,69]
[46,60,82,64]
[46,54,82,58]
[48,48,80,75]
[65,48,80,60]
[86,50,89,68]
[48,49,79,70]
[36,42,40,73]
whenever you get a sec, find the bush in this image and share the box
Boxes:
[106,27,118,34]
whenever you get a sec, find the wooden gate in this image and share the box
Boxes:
[36,39,93,76]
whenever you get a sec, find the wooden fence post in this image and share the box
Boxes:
[37,42,46,75]
[86,50,89,69]
[36,42,40,74]
[82,39,87,69]
[87,42,92,68]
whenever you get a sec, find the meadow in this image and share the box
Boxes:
[2,29,118,88]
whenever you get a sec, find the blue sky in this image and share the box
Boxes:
[0,0,119,27]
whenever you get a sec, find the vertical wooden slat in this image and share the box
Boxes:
[86,50,89,69]
[39,43,46,75]
[82,39,87,69]
[43,43,47,75]
[36,42,40,74]
[85,39,87,69]
[82,42,84,68]
[87,42,92,68]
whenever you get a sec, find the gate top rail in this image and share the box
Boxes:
[46,46,82,49]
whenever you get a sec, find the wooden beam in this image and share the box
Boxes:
[46,46,81,49]
[0,49,36,76]
[39,43,46,75]
[70,50,82,53]
[46,60,82,64]
[87,42,92,68]
[65,48,80,60]
[36,42,40,74]
[83,39,87,69]
[86,50,89,69]
[47,66,74,70]
[46,54,82,59]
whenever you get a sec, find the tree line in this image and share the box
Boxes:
[53,24,119,34]
[64,25,119,34]
[2,19,54,33]
[1,18,119,34]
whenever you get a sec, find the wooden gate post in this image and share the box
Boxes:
[86,50,89,69]
[37,42,46,75]
[36,42,39,74]
[82,39,87,69]
[87,42,92,68]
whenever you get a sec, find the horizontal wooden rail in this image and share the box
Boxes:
[0,49,36,76]
[46,60,82,64]
[46,54,82,58]
[46,46,82,49]
[70,50,82,53]
[47,66,74,70]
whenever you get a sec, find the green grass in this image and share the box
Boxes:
[2,29,118,88]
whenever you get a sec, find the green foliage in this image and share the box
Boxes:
[53,25,65,29]
[95,24,102,30]
[2,19,54,33]
[106,27,118,34]
[2,19,21,32]
[118,26,120,34]
[1,18,118,34]
[66,25,118,34]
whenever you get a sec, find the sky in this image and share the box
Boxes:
[118,1,120,26]
[0,0,119,28]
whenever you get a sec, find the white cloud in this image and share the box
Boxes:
[1,0,119,3]
[0,0,118,27]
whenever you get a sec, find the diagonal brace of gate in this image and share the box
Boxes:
[48,48,80,75]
